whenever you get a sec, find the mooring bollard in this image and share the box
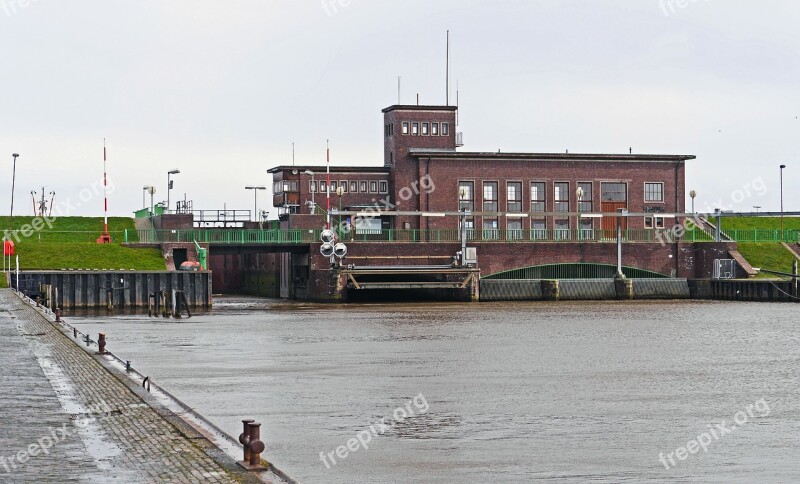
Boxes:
[98,333,106,354]
[126,360,131,372]
[239,419,255,463]
[247,422,266,468]
[85,334,91,346]
[55,308,61,323]
[73,327,77,338]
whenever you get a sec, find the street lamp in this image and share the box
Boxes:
[304,170,315,213]
[142,186,151,210]
[780,164,786,237]
[245,186,266,223]
[336,185,345,232]
[753,205,761,213]
[576,186,584,240]
[10,153,19,230]
[167,169,180,214]
[689,190,696,214]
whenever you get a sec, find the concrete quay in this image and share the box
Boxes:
[0,289,286,483]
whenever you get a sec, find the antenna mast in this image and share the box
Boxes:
[446,30,450,106]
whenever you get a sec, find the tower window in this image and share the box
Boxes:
[412,123,419,135]
[442,123,450,136]
[432,123,439,136]
[422,123,429,136]
[402,122,409,135]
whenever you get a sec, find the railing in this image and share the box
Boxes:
[126,227,799,245]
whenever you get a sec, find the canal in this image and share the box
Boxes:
[69,298,800,483]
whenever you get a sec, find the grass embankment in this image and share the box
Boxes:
[0,216,165,270]
[710,217,799,279]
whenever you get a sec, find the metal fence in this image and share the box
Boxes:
[126,228,800,245]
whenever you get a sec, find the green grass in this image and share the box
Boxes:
[718,216,800,232]
[737,243,797,279]
[1,217,164,270]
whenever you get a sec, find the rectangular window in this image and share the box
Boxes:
[320,181,327,193]
[554,182,570,212]
[360,181,367,193]
[507,182,522,212]
[421,123,429,135]
[483,182,498,212]
[330,181,337,192]
[601,182,627,202]
[458,181,474,211]
[531,218,546,240]
[402,122,409,135]
[350,181,358,193]
[483,218,499,240]
[645,216,665,229]
[555,218,570,240]
[442,123,449,136]
[389,123,394,136]
[507,219,523,240]
[412,122,419,135]
[273,181,283,194]
[340,181,348,193]
[282,181,298,192]
[370,181,378,193]
[578,182,592,212]
[460,217,475,240]
[310,181,317,193]
[379,181,388,193]
[431,123,439,136]
[530,182,545,212]
[645,182,664,202]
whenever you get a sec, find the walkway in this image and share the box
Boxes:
[0,289,267,483]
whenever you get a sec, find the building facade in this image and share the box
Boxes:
[270,104,693,240]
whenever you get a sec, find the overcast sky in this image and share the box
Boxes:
[1,1,798,217]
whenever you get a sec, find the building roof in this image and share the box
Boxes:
[381,105,459,113]
[267,165,390,174]
[408,151,695,162]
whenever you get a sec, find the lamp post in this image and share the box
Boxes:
[304,170,315,213]
[10,153,19,231]
[753,205,761,213]
[689,189,696,214]
[576,186,584,240]
[780,164,786,237]
[245,186,266,223]
[336,186,345,232]
[142,186,151,210]
[146,186,156,216]
[167,169,180,214]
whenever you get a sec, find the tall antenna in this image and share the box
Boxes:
[397,76,401,104]
[446,30,450,106]
[292,142,295,166]
[326,139,331,229]
[456,80,460,126]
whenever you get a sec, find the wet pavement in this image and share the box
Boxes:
[0,289,270,483]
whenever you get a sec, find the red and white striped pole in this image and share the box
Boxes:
[97,139,111,243]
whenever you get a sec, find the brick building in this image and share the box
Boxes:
[270,104,693,238]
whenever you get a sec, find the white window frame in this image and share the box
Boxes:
[644,182,665,203]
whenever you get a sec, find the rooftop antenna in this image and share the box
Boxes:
[326,139,331,229]
[397,76,401,104]
[446,30,450,106]
[292,142,295,166]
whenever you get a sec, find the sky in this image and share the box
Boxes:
[0,0,798,217]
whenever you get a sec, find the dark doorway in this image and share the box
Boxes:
[173,248,188,268]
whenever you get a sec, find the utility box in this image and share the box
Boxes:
[464,247,477,265]
[714,259,736,279]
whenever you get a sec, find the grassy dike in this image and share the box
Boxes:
[0,216,165,271]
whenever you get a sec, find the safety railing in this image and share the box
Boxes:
[125,227,800,245]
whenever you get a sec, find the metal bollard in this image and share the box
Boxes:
[239,419,255,463]
[98,333,106,354]
[55,308,61,323]
[73,327,77,338]
[247,422,266,468]
[126,361,131,372]
[85,334,90,346]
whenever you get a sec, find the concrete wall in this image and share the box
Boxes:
[13,271,212,310]
[480,278,690,302]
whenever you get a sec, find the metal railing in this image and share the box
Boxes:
[127,227,800,245]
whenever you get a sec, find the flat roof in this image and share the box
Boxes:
[381,105,459,113]
[268,165,390,174]
[408,151,695,162]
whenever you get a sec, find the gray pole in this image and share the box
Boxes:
[715,208,721,242]
[616,209,625,279]
[10,154,19,231]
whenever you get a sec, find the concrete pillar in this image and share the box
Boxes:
[615,278,633,300]
[541,280,560,301]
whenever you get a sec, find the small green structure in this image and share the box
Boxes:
[194,240,207,271]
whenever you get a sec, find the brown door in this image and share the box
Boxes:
[601,202,628,231]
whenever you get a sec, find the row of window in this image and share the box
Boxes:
[385,121,451,137]
[310,180,388,194]
[459,216,668,234]
[457,181,664,212]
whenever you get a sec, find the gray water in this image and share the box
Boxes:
[69,298,800,483]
